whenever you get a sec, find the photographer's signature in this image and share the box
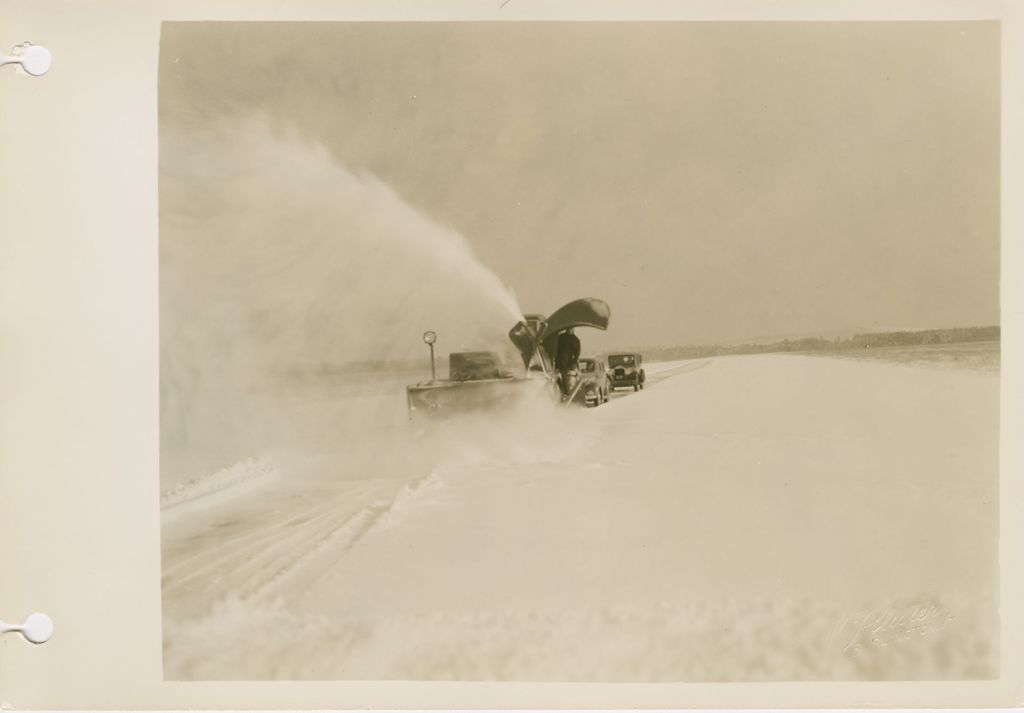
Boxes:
[834,600,955,657]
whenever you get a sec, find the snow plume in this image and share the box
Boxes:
[160,117,525,486]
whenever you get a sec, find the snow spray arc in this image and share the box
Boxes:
[160,118,524,487]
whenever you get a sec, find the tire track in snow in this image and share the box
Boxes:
[162,494,357,589]
[233,469,442,602]
[644,359,712,386]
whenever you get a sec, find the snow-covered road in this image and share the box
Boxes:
[162,354,999,681]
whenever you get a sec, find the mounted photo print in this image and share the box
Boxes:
[158,20,1000,682]
[0,2,1020,710]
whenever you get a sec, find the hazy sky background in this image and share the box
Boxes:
[160,22,999,350]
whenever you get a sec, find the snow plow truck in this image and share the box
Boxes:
[406,297,611,425]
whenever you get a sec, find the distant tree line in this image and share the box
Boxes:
[279,325,999,376]
[623,325,1000,362]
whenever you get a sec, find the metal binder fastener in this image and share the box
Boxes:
[0,43,52,76]
[0,613,53,644]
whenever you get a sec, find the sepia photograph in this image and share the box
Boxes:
[158,21,1000,682]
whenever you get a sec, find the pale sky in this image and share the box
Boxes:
[160,21,999,349]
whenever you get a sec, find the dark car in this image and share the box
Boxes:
[607,353,645,391]
[574,357,610,407]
